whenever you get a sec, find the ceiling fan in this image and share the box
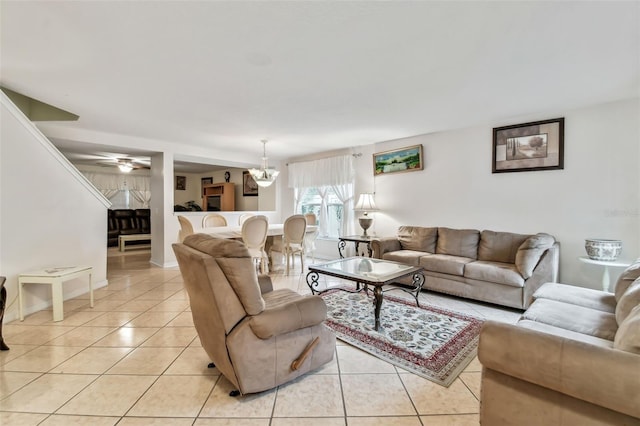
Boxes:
[96,157,151,173]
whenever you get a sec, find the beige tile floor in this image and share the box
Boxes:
[1,249,521,425]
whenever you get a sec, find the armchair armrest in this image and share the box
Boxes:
[522,242,560,308]
[249,295,327,339]
[478,321,640,419]
[371,237,401,259]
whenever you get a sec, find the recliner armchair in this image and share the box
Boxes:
[173,234,336,395]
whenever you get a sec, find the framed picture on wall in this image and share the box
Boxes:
[492,118,564,173]
[373,144,423,176]
[243,171,259,196]
[176,176,186,191]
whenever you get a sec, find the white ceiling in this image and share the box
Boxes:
[1,1,638,163]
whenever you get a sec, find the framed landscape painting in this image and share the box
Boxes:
[492,118,564,173]
[373,144,423,176]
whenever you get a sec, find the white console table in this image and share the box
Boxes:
[18,266,93,321]
[578,257,631,293]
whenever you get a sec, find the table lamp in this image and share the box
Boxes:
[354,193,379,237]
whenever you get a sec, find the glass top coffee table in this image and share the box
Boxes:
[306,257,425,331]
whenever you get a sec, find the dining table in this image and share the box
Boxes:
[200,224,317,239]
[198,224,318,272]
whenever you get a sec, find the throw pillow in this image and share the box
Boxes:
[616,277,640,325]
[614,304,640,354]
[614,259,640,302]
[478,230,530,263]
[436,227,480,259]
[515,233,555,279]
[397,226,438,252]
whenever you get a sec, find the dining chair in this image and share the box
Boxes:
[304,213,319,262]
[238,213,256,226]
[241,215,270,274]
[202,213,228,228]
[177,216,194,242]
[270,214,307,275]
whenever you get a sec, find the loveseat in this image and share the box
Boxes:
[371,226,559,309]
[107,209,151,247]
[478,259,640,425]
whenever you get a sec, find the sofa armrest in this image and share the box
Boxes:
[249,296,327,339]
[257,274,273,294]
[478,321,640,419]
[522,242,560,308]
[371,237,402,259]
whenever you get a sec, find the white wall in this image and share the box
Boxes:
[0,94,110,321]
[284,98,640,290]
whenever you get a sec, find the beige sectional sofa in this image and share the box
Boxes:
[371,226,559,309]
[478,259,640,425]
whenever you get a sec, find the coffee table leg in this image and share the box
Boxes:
[411,273,425,307]
[306,271,320,294]
[373,286,383,331]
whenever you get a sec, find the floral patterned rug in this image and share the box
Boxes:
[319,288,484,387]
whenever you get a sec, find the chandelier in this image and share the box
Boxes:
[248,139,280,188]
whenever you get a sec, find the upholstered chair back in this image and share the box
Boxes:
[202,213,228,227]
[173,235,266,388]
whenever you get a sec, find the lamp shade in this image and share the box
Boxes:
[354,193,378,212]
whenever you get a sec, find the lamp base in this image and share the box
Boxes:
[358,217,373,237]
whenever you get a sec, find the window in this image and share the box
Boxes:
[298,187,344,239]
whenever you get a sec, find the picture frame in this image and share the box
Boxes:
[492,118,564,173]
[373,144,423,176]
[201,177,212,196]
[243,171,259,196]
[175,176,186,191]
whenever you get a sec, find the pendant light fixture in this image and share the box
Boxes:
[248,139,280,188]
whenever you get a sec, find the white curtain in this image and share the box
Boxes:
[288,155,355,189]
[331,183,355,237]
[127,174,152,208]
[83,172,151,208]
[289,154,355,238]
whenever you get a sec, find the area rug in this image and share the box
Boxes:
[319,289,484,387]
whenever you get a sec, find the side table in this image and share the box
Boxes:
[338,235,374,258]
[18,266,93,322]
[0,276,8,350]
[578,257,631,293]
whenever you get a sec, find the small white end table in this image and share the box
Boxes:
[18,266,93,322]
[578,257,631,293]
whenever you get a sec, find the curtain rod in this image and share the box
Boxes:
[286,152,361,166]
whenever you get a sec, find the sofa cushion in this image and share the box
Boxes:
[522,299,618,341]
[464,261,525,287]
[436,227,480,259]
[616,278,640,324]
[614,259,640,302]
[533,282,617,313]
[397,226,438,252]
[478,230,530,264]
[517,319,614,348]
[420,254,474,276]
[614,304,640,354]
[515,233,555,279]
[382,250,429,266]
